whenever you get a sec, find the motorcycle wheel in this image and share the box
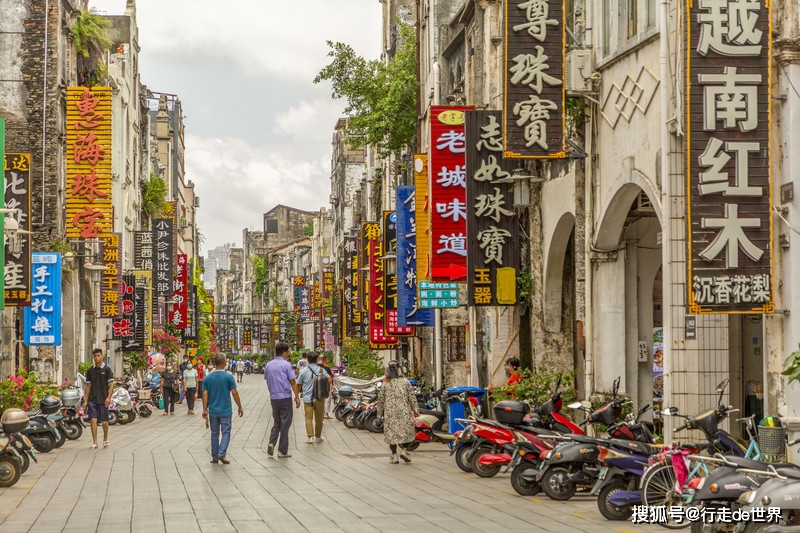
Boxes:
[510,461,541,496]
[597,479,633,521]
[366,415,383,433]
[32,433,55,454]
[354,412,367,430]
[405,441,421,452]
[118,410,130,425]
[541,466,578,501]
[54,427,66,448]
[127,409,137,422]
[641,464,691,529]
[63,421,83,440]
[0,455,22,488]
[454,444,475,473]
[108,410,119,426]
[470,445,502,478]
[139,404,153,419]
[343,411,357,429]
[333,404,346,422]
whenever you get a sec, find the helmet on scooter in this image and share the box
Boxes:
[338,385,354,398]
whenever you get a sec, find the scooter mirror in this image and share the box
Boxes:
[661,406,679,416]
[716,378,729,394]
[612,376,620,397]
[568,402,583,410]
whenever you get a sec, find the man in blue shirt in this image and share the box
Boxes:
[264,342,300,457]
[296,352,331,444]
[202,353,243,464]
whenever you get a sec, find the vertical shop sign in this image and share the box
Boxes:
[154,219,173,298]
[169,254,188,328]
[182,285,198,345]
[4,153,31,306]
[134,270,152,347]
[383,210,414,336]
[364,221,397,349]
[114,273,136,347]
[414,155,432,281]
[466,110,520,305]
[252,320,261,350]
[429,106,473,281]
[134,230,154,271]
[24,253,62,346]
[293,276,305,315]
[687,0,773,314]
[321,267,334,300]
[396,186,435,327]
[66,87,112,238]
[342,236,359,338]
[503,0,565,158]
[99,233,121,319]
[242,316,252,347]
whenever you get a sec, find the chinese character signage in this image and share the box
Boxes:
[383,210,414,336]
[466,110,520,305]
[414,155,432,281]
[134,270,152,347]
[170,254,188,328]
[322,267,334,300]
[113,273,136,347]
[24,253,61,346]
[4,153,31,306]
[293,276,305,314]
[503,0,565,158]
[687,0,773,314]
[396,186,435,327]
[243,316,252,346]
[66,87,112,238]
[342,235,360,338]
[100,233,121,319]
[183,284,198,344]
[154,219,173,298]
[364,222,397,349]
[429,106,473,281]
[134,231,154,271]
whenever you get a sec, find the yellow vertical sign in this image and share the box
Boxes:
[414,154,431,281]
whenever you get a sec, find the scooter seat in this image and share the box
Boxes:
[777,467,800,480]
[25,410,42,417]
[571,434,606,445]
[418,408,446,419]
[608,439,658,456]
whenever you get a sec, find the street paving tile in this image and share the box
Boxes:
[0,375,664,532]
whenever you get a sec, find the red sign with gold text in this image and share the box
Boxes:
[66,87,112,239]
[429,106,473,281]
[169,254,188,329]
[364,222,397,349]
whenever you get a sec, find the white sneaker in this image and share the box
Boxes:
[389,454,399,464]
[306,437,316,444]
[316,436,325,443]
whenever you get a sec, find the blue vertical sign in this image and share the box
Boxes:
[396,186,434,327]
[24,252,62,346]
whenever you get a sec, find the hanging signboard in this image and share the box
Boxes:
[134,230,154,271]
[99,233,121,319]
[134,270,152,347]
[66,87,112,238]
[113,273,137,349]
[4,153,31,306]
[428,106,473,281]
[503,0,565,158]
[24,253,62,346]
[414,155,432,282]
[169,254,188,328]
[466,110,520,305]
[396,186,435,327]
[383,210,414,336]
[364,221,397,349]
[154,219,173,298]
[342,235,359,338]
[686,0,773,314]
[183,284,198,345]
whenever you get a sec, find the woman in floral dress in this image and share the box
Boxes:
[376,361,419,464]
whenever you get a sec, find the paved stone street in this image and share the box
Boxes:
[0,377,664,532]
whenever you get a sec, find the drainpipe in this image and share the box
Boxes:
[41,0,49,228]
[659,0,673,435]
[583,0,595,399]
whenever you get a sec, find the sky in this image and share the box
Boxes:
[89,0,382,253]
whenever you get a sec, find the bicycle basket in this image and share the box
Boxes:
[757,425,786,461]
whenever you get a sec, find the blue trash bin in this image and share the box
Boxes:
[445,386,486,433]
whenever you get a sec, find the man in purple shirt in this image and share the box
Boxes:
[264,342,301,457]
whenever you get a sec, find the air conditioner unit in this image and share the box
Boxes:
[565,49,595,95]
[635,192,655,213]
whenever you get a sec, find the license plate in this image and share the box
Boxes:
[598,466,608,480]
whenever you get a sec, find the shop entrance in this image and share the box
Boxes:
[729,315,765,439]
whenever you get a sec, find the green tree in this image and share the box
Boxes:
[340,338,384,379]
[251,253,269,297]
[72,9,113,86]
[141,173,168,219]
[314,21,418,152]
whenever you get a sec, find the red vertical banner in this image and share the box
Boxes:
[429,105,473,281]
[364,222,397,349]
[169,254,188,329]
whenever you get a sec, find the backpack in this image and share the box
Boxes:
[310,366,330,401]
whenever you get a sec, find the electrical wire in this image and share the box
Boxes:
[774,206,800,236]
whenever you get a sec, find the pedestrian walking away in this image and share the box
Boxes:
[319,353,334,419]
[296,352,309,373]
[202,352,243,464]
[263,342,301,458]
[376,360,418,464]
[183,360,198,414]
[178,355,189,403]
[82,348,115,449]
[160,363,181,415]
[296,351,331,444]
[236,359,245,383]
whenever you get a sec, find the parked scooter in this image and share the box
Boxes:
[112,386,136,425]
[22,396,62,453]
[60,387,86,440]
[0,408,34,487]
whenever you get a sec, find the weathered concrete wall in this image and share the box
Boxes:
[0,0,30,120]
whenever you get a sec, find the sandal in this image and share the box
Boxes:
[103,441,110,448]
[90,443,98,449]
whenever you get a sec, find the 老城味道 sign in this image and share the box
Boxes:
[687,0,773,314]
